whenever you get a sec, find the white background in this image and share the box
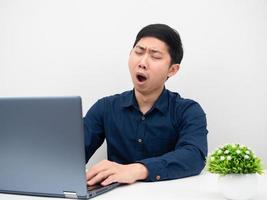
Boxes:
[1,0,266,167]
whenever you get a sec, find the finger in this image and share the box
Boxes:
[86,168,97,181]
[87,169,114,186]
[101,175,116,186]
[86,160,113,181]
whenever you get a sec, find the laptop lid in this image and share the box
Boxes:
[0,96,88,199]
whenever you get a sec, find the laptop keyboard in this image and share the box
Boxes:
[87,184,103,191]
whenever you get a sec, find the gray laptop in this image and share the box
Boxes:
[0,96,119,199]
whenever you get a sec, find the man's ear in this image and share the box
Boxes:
[167,64,180,78]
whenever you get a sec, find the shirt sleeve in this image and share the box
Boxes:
[137,101,208,181]
[83,98,106,163]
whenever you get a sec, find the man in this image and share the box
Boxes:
[84,24,208,186]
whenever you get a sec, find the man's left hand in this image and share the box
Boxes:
[86,159,148,186]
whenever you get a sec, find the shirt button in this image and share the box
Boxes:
[138,138,143,143]
[141,116,145,120]
[156,175,161,181]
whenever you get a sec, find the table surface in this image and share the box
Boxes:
[0,172,266,200]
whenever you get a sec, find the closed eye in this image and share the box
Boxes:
[134,50,143,55]
[151,53,162,59]
[150,50,163,60]
[134,46,145,55]
[151,55,162,59]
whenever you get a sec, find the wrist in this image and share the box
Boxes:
[131,163,148,181]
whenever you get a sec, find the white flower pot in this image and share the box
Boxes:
[218,174,258,200]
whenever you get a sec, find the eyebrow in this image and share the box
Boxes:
[135,45,146,51]
[135,45,163,54]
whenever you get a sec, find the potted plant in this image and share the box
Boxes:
[206,144,264,200]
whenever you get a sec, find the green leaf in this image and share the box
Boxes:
[205,143,264,175]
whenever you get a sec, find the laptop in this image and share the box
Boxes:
[0,96,119,199]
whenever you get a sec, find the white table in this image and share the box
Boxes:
[1,172,266,200]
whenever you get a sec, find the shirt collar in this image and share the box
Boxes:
[121,89,138,108]
[121,88,169,114]
[152,88,169,114]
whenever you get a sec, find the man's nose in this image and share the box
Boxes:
[138,55,148,70]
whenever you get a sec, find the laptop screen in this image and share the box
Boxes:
[0,97,88,198]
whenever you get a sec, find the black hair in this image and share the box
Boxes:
[133,24,183,64]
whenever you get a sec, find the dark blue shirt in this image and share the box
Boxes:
[84,88,208,181]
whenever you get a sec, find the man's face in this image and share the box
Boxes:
[128,37,179,95]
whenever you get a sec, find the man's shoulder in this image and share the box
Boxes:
[167,89,196,106]
[167,90,205,115]
[102,90,132,100]
[97,90,132,106]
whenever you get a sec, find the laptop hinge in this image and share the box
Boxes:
[63,191,78,199]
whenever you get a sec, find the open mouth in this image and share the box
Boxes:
[136,74,147,82]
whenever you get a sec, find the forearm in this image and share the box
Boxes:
[84,122,105,163]
[83,98,106,163]
[137,145,206,182]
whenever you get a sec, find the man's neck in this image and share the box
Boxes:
[134,86,164,114]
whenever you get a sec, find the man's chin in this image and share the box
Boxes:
[134,87,151,95]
